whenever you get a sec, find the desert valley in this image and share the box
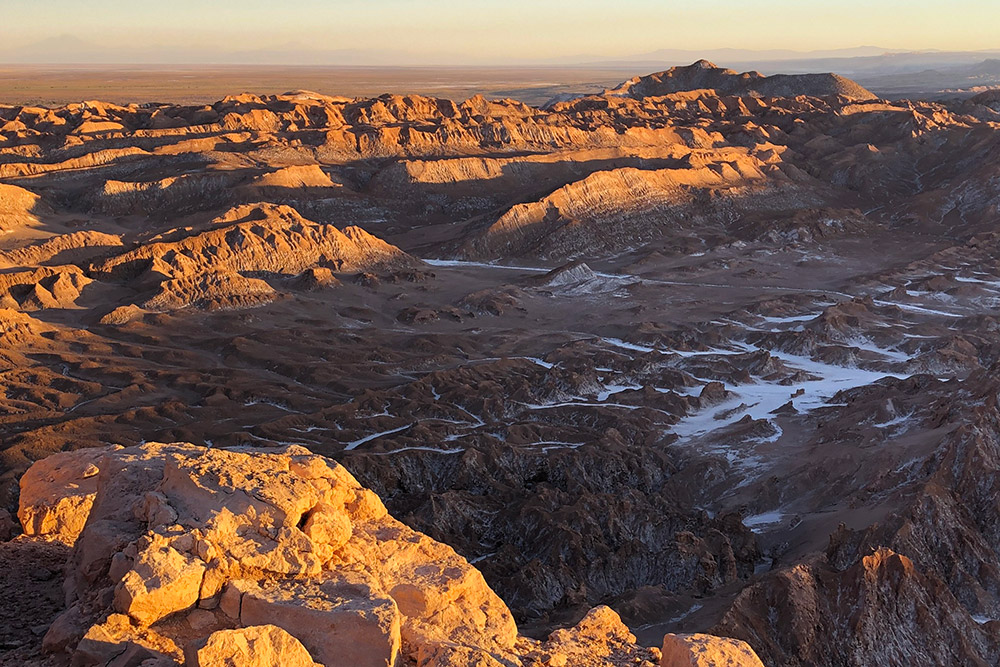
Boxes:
[2,56,1000,666]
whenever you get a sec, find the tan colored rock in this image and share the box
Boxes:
[534,606,659,667]
[185,625,321,667]
[18,447,105,544]
[150,443,515,651]
[28,443,514,663]
[22,442,689,667]
[91,204,416,283]
[301,502,352,547]
[0,182,43,232]
[99,304,145,325]
[72,613,174,667]
[548,605,637,646]
[113,537,207,626]
[352,519,518,651]
[142,269,278,312]
[238,569,400,667]
[252,164,336,189]
[0,229,122,268]
[660,633,765,667]
[292,266,341,291]
[417,642,508,667]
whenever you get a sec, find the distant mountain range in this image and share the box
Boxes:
[855,58,1000,97]
[2,36,999,99]
[2,35,998,72]
[606,60,876,100]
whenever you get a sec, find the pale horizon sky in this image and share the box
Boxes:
[2,0,999,62]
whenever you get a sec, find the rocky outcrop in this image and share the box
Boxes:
[17,448,104,544]
[78,203,416,312]
[142,270,278,312]
[29,441,512,663]
[290,267,341,291]
[91,204,415,282]
[251,165,337,189]
[186,625,321,667]
[461,163,768,260]
[0,231,123,268]
[456,155,854,261]
[14,442,751,666]
[0,183,44,233]
[0,265,92,311]
[608,60,876,101]
[95,173,239,217]
[661,633,765,667]
[715,549,1000,666]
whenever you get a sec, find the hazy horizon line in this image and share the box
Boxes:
[3,35,1000,69]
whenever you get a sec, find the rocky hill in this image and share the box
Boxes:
[607,60,877,100]
[0,183,46,233]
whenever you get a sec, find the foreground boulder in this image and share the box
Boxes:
[185,625,320,667]
[661,633,766,667]
[17,447,105,544]
[18,442,760,666]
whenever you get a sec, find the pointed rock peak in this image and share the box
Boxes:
[212,202,308,227]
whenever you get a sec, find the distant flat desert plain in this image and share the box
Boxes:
[0,64,637,106]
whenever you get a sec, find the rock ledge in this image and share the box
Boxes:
[18,442,762,666]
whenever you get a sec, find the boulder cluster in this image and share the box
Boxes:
[15,442,765,666]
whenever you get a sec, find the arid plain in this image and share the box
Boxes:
[0,65,634,108]
[2,61,1000,666]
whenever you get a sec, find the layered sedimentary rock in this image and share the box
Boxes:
[0,182,45,233]
[91,203,414,281]
[0,231,123,268]
[461,161,777,260]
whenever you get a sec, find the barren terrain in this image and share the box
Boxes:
[3,60,1000,665]
[0,65,633,108]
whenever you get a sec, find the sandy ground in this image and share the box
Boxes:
[0,65,633,107]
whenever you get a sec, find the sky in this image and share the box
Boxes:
[2,0,999,63]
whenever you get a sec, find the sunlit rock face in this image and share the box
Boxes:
[16,442,712,666]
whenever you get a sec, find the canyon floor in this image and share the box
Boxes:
[3,61,1000,665]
